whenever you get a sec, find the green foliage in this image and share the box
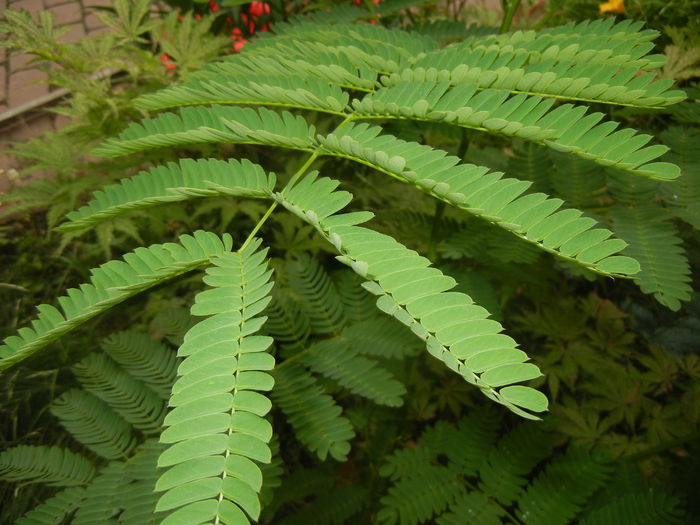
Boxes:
[512,293,700,458]
[50,389,137,460]
[0,7,696,525]
[156,239,275,523]
[0,446,95,487]
[377,410,686,525]
[0,231,232,371]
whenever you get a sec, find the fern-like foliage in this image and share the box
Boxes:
[285,253,348,335]
[610,206,692,311]
[15,486,86,525]
[274,172,547,417]
[100,330,178,400]
[0,231,232,370]
[378,409,686,525]
[56,159,276,233]
[660,126,700,229]
[156,239,275,524]
[1,14,693,525]
[71,461,127,523]
[301,338,406,407]
[50,389,137,460]
[72,353,165,436]
[272,361,355,461]
[0,446,95,487]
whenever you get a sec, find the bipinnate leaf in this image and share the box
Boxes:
[275,173,548,418]
[155,239,274,524]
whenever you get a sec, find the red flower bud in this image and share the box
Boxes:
[249,1,270,16]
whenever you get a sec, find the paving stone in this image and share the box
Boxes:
[0,66,6,103]
[11,0,45,11]
[10,51,41,72]
[58,23,86,43]
[9,69,49,108]
[44,0,75,7]
[52,2,82,25]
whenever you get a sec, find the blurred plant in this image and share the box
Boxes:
[512,293,700,463]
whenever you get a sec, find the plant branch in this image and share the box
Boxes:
[238,117,354,252]
[500,0,521,33]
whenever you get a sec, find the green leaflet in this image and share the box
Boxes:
[0,230,232,371]
[50,389,137,460]
[72,353,167,435]
[15,487,87,525]
[271,361,355,461]
[301,338,406,407]
[274,173,548,418]
[610,206,692,311]
[156,239,275,524]
[0,446,95,487]
[352,82,680,180]
[101,331,179,400]
[94,106,316,157]
[319,123,640,278]
[57,158,276,232]
[135,74,350,114]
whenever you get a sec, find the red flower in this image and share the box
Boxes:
[209,0,220,12]
[234,39,248,52]
[160,54,176,70]
[248,1,270,16]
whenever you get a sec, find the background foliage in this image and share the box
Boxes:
[0,0,698,523]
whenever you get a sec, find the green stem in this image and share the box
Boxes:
[499,0,521,34]
[238,117,354,252]
[427,201,445,262]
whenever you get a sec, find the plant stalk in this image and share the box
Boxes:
[500,0,521,33]
[239,117,354,252]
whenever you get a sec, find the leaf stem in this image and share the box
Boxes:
[499,0,521,34]
[427,201,445,262]
[238,117,354,252]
